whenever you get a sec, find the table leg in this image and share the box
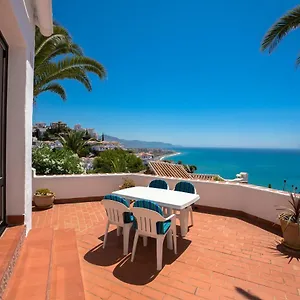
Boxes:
[180,208,188,237]
[167,207,173,250]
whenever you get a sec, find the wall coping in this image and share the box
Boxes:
[32,170,291,197]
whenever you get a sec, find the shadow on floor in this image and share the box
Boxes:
[32,205,52,212]
[235,287,262,300]
[84,227,191,284]
[267,240,300,264]
[84,229,127,266]
[113,236,191,285]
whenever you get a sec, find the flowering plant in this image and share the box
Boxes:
[32,145,84,175]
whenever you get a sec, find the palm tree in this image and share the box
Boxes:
[111,159,127,173]
[34,24,106,102]
[261,5,300,65]
[59,130,94,156]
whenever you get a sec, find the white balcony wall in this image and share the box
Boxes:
[33,172,290,225]
[32,172,125,199]
[1,0,36,233]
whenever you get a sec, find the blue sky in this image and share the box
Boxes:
[34,0,300,148]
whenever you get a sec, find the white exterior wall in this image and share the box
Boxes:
[33,172,125,199]
[32,173,290,225]
[0,0,36,234]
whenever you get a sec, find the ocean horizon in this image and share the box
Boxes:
[166,147,300,191]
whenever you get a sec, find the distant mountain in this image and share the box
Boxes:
[104,135,178,149]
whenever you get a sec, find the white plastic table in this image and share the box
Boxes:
[112,186,200,249]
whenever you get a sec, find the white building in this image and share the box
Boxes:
[137,152,154,165]
[32,137,41,148]
[89,140,121,152]
[50,121,67,129]
[74,125,98,138]
[86,128,94,135]
[86,128,98,139]
[33,126,47,138]
[38,127,48,137]
[0,0,53,233]
[34,122,47,128]
[52,140,63,149]
[74,124,85,132]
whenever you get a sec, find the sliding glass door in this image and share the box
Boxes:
[0,32,8,232]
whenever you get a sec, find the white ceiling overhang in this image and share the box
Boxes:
[33,0,53,36]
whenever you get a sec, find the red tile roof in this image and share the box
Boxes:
[148,161,192,179]
[191,174,223,181]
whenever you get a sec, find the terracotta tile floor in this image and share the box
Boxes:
[33,202,300,300]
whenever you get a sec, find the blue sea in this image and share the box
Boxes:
[169,148,300,191]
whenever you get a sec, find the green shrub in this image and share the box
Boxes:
[32,145,84,175]
[213,175,224,182]
[35,188,54,196]
[93,149,145,173]
[119,178,135,189]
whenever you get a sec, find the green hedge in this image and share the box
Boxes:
[92,149,145,173]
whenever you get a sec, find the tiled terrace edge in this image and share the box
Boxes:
[32,170,290,226]
[0,226,26,299]
[195,205,281,235]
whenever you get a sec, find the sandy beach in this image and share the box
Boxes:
[159,152,181,161]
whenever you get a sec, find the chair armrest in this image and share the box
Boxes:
[164,214,176,221]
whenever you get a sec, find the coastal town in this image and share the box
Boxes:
[32,121,177,171]
[31,121,248,184]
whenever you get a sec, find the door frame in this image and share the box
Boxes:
[0,31,8,234]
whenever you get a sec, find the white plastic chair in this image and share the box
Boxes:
[102,197,133,255]
[148,179,169,190]
[173,181,196,236]
[148,179,169,215]
[131,204,177,271]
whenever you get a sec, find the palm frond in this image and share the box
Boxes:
[34,64,93,95]
[56,56,106,79]
[278,193,300,224]
[36,34,68,57]
[70,72,92,91]
[295,54,300,67]
[35,56,105,92]
[37,83,66,101]
[36,41,83,71]
[34,23,106,102]
[37,57,105,81]
[82,63,107,79]
[59,131,87,155]
[35,24,72,53]
[261,5,300,53]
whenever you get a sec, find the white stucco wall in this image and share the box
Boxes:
[32,173,290,225]
[0,0,35,233]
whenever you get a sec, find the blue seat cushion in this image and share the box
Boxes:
[175,181,195,194]
[124,212,134,223]
[156,220,171,234]
[133,200,163,215]
[104,194,129,207]
[149,179,168,190]
[133,200,170,234]
[103,194,133,223]
[132,219,171,234]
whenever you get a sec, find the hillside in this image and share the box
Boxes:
[104,135,178,149]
